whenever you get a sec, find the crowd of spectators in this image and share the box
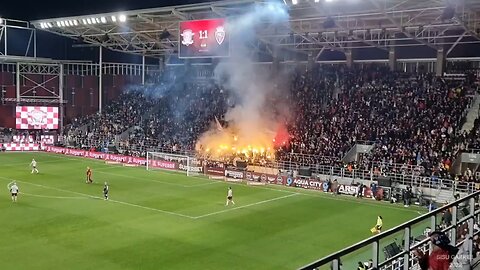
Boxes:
[117,81,227,157]
[61,64,479,181]
[64,91,155,150]
[285,66,476,180]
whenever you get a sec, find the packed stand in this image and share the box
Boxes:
[283,66,475,179]
[63,65,478,182]
[64,91,155,151]
[118,81,228,157]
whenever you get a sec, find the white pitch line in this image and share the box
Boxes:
[193,193,299,219]
[186,181,222,187]
[106,199,194,219]
[96,170,192,187]
[7,153,424,215]
[21,192,87,200]
[0,176,195,219]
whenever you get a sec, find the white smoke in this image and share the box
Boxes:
[196,2,291,157]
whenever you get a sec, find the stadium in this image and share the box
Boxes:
[1,0,480,269]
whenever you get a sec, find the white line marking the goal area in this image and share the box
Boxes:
[193,193,300,219]
[96,170,222,188]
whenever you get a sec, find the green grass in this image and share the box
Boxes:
[0,152,424,270]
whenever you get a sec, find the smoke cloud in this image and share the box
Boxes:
[196,2,291,159]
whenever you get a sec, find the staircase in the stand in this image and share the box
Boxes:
[341,143,375,163]
[435,189,455,204]
[461,93,480,133]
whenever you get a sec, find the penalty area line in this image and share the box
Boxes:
[21,192,87,200]
[0,176,195,219]
[193,193,299,219]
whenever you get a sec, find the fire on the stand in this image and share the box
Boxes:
[195,130,276,163]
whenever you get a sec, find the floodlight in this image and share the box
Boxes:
[40,23,45,29]
[0,18,3,24]
[47,22,53,28]
[60,21,65,27]
[119,14,127,22]
[314,0,319,2]
[95,18,101,24]
[86,18,92,24]
[69,20,74,26]
[111,16,117,22]
[73,20,78,26]
[82,19,87,24]
[292,0,298,4]
[56,21,61,27]
[65,21,71,26]
[100,17,106,23]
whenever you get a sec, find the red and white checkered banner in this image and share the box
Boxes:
[2,143,41,151]
[16,106,59,130]
[12,135,34,143]
[40,135,55,145]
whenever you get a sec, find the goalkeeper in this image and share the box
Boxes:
[370,216,383,234]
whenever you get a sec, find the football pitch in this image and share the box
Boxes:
[0,152,424,269]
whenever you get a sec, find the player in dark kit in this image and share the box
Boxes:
[86,167,93,183]
[103,182,109,200]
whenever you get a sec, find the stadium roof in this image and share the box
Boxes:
[30,0,480,58]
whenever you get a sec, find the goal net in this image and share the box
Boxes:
[146,152,203,177]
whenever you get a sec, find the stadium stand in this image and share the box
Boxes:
[62,65,479,184]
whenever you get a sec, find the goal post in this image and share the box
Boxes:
[146,152,202,177]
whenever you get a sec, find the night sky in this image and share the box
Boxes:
[2,0,210,20]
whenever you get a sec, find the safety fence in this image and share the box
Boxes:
[299,191,480,270]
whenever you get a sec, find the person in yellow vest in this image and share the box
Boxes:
[370,216,383,234]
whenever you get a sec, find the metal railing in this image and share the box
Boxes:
[69,136,479,194]
[300,191,480,270]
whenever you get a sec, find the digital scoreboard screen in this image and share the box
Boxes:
[16,106,59,130]
[178,19,229,58]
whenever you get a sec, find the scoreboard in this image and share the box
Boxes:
[178,19,229,58]
[16,106,59,130]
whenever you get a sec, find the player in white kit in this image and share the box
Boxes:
[30,158,39,174]
[8,182,19,202]
[226,187,235,206]
[103,182,109,201]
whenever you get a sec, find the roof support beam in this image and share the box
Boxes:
[446,30,466,56]
[369,0,438,50]
[306,2,388,52]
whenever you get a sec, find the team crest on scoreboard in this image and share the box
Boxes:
[28,109,47,126]
[181,29,195,46]
[215,26,225,45]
